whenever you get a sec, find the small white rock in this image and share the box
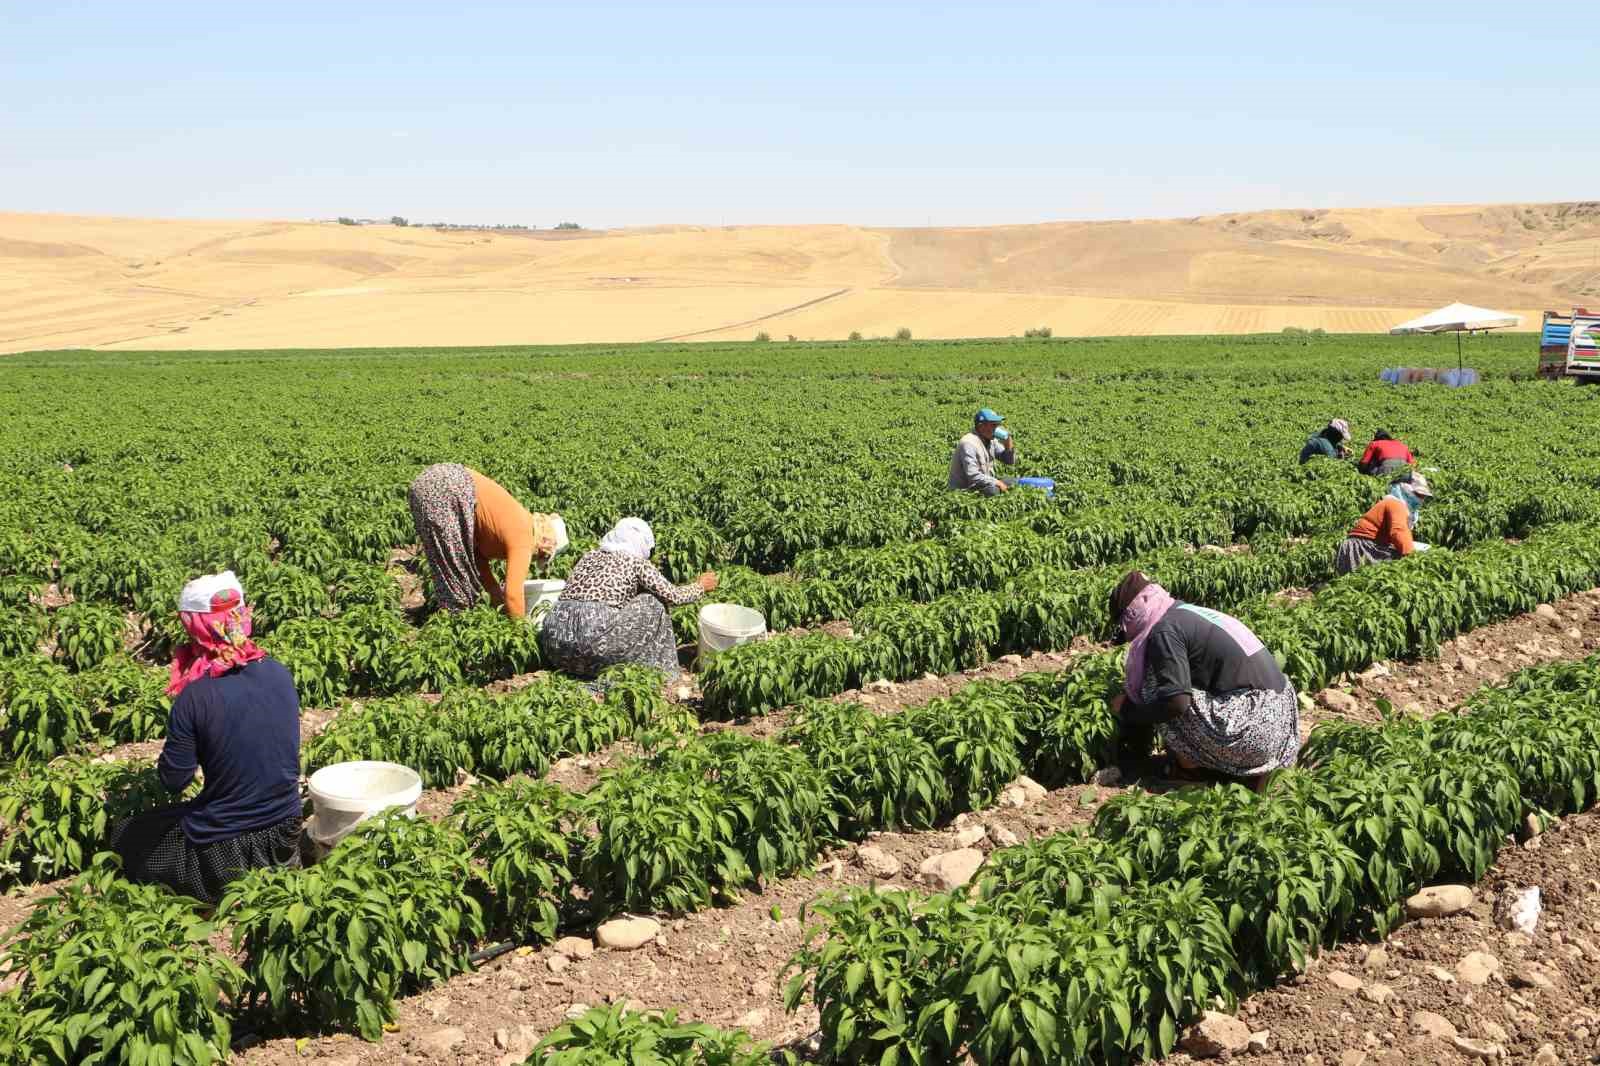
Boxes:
[596,916,661,951]
[917,848,985,891]
[855,845,902,879]
[1178,1010,1252,1058]
[1325,970,1363,992]
[955,825,987,847]
[1448,1035,1502,1061]
[1404,885,1473,919]
[1410,1011,1457,1040]
[554,935,595,959]
[1455,951,1501,987]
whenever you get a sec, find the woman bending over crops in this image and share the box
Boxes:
[1333,471,1434,575]
[1356,429,1416,477]
[541,518,717,679]
[108,572,302,904]
[1298,418,1351,464]
[407,463,568,619]
[1107,571,1300,787]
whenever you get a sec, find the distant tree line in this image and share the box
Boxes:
[330,217,584,231]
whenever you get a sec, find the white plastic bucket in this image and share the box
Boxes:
[307,760,423,847]
[697,603,767,666]
[523,578,566,627]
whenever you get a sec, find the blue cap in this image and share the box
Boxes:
[975,408,1004,424]
[994,427,1011,441]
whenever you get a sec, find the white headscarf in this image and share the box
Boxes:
[599,517,655,560]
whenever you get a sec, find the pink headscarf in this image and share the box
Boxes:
[167,587,266,697]
[1120,582,1178,702]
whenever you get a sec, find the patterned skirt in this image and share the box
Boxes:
[1161,682,1300,778]
[541,595,681,679]
[1334,536,1401,576]
[408,462,481,611]
[109,808,303,905]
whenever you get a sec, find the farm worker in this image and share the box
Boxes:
[1106,571,1300,786]
[1357,430,1416,477]
[947,407,1017,494]
[107,572,302,904]
[1333,472,1434,575]
[1298,418,1351,464]
[407,463,568,620]
[541,517,718,679]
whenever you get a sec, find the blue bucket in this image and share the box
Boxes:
[1014,477,1056,498]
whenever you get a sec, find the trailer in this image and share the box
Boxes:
[1537,308,1600,383]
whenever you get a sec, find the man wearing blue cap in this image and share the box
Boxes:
[947,408,1018,494]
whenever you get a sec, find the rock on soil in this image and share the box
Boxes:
[1404,884,1473,918]
[998,774,1049,809]
[1178,1010,1252,1058]
[1448,1035,1503,1060]
[421,1026,467,1055]
[1357,982,1392,1005]
[955,825,987,847]
[1318,688,1358,713]
[1325,969,1363,992]
[1455,950,1501,986]
[553,936,595,960]
[854,844,902,879]
[596,916,660,950]
[918,848,984,890]
[1409,1010,1458,1039]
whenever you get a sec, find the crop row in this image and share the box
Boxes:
[785,651,1600,1065]
[7,516,1600,1059]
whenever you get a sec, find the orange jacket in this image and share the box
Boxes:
[469,470,535,619]
[1348,496,1414,556]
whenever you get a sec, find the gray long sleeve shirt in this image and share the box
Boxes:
[947,431,1016,495]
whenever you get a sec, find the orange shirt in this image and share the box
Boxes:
[468,469,534,619]
[1348,496,1414,556]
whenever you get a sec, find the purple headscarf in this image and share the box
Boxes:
[1120,582,1178,702]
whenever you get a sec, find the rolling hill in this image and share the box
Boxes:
[2,202,1597,353]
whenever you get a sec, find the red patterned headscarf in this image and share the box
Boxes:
[167,579,266,696]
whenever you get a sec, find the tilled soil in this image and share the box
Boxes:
[1303,588,1600,735]
[1155,809,1600,1066]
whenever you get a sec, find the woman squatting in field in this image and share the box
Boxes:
[1107,570,1301,789]
[540,517,717,680]
[108,571,302,904]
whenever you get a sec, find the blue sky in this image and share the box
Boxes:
[3,1,1596,227]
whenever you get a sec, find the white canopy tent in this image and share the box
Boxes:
[1389,302,1523,368]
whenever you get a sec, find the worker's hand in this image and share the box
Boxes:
[1004,430,1017,449]
[533,532,558,560]
[1108,693,1126,716]
[697,572,720,592]
[995,480,1009,492]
